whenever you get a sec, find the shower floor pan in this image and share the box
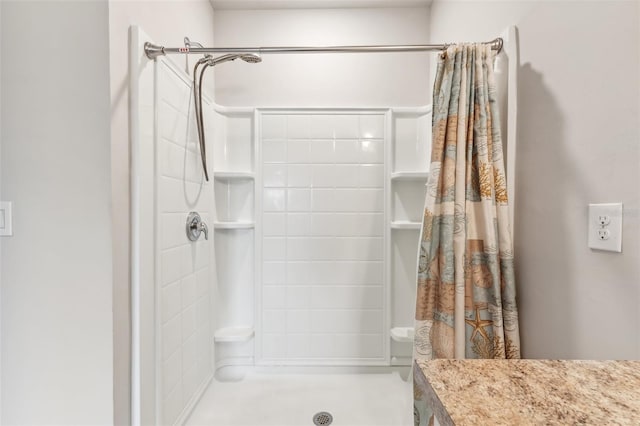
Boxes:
[186,370,412,426]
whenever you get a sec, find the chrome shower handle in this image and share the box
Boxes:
[186,212,208,241]
[199,221,209,240]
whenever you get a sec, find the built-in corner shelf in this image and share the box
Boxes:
[214,221,255,230]
[390,327,414,343]
[390,171,429,181]
[391,221,421,230]
[214,327,255,343]
[213,171,255,180]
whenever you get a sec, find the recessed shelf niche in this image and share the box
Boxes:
[212,112,254,172]
[214,327,255,343]
[211,108,256,372]
[390,171,429,180]
[213,171,255,180]
[390,221,422,230]
[392,180,427,224]
[388,106,431,366]
[214,177,254,223]
[392,109,431,174]
[213,221,255,230]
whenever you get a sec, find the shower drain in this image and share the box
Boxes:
[312,411,333,425]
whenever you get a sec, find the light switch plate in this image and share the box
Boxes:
[588,203,622,252]
[0,202,13,236]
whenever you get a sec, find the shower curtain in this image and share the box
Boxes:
[413,43,521,426]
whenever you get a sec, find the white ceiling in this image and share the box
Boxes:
[210,0,432,10]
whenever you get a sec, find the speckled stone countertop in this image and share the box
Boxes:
[414,359,640,425]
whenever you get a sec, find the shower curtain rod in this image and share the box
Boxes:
[144,37,503,59]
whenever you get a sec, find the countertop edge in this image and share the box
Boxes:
[413,361,455,426]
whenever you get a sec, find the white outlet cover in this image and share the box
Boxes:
[588,203,622,252]
[0,201,12,236]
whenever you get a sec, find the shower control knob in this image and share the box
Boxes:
[186,212,209,241]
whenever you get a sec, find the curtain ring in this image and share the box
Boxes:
[440,44,449,60]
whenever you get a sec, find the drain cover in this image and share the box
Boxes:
[313,411,333,425]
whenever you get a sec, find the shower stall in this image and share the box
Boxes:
[130,22,516,425]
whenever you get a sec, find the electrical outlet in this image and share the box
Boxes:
[588,203,622,252]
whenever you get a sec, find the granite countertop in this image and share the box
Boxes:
[414,359,640,425]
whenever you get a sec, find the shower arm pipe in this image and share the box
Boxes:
[144,38,503,59]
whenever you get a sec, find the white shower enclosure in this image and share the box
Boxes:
[129,24,519,425]
[132,26,428,424]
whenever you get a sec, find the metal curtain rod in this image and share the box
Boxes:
[144,37,503,59]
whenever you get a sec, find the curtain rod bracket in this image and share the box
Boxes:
[144,42,165,60]
[493,37,504,54]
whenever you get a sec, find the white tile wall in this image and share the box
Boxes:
[260,113,386,364]
[156,61,212,425]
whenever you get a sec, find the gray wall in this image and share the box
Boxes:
[430,0,640,359]
[1,0,114,423]
[214,7,431,106]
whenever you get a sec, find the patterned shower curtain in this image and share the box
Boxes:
[413,43,521,426]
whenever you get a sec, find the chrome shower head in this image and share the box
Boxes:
[191,51,261,182]
[210,53,262,66]
[240,53,262,63]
